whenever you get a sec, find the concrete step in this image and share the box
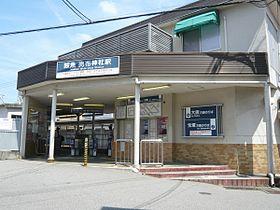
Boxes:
[140,165,230,173]
[173,176,269,187]
[0,150,19,160]
[144,169,236,178]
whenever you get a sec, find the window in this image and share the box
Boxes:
[183,24,220,52]
[183,29,200,51]
[11,115,21,119]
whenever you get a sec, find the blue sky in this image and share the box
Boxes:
[0,0,195,103]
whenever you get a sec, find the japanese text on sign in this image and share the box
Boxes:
[56,56,119,79]
[184,105,219,137]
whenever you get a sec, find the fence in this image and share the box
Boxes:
[0,119,21,151]
[115,139,133,165]
[140,139,163,166]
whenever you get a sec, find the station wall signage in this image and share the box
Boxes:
[56,56,120,79]
[184,105,221,137]
[127,102,162,118]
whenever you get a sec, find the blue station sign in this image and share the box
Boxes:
[56,56,120,79]
[184,105,218,137]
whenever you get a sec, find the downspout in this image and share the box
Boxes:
[264,82,275,187]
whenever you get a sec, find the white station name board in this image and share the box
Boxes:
[56,56,120,79]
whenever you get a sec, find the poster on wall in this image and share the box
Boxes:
[158,117,168,135]
[56,56,120,79]
[184,105,220,137]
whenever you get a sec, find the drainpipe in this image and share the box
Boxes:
[264,82,275,187]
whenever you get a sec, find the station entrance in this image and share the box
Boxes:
[22,77,170,166]
[28,106,115,163]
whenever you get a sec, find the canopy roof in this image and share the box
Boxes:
[174,11,219,35]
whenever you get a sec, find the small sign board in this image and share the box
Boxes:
[116,106,126,119]
[127,102,162,118]
[56,56,120,79]
[184,105,219,137]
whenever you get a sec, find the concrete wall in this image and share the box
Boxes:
[220,4,266,52]
[160,4,267,52]
[164,86,280,174]
[169,87,267,144]
[173,87,233,144]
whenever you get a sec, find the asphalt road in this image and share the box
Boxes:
[0,160,279,210]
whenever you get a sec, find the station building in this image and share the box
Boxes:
[17,0,280,176]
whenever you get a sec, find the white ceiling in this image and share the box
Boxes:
[27,77,240,107]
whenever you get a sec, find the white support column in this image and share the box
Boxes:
[134,83,141,168]
[48,89,57,162]
[20,95,29,158]
[264,83,275,175]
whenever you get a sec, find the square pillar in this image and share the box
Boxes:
[20,95,29,158]
[48,89,57,162]
[134,83,141,168]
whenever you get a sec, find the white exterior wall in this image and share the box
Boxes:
[220,4,266,52]
[160,4,267,52]
[266,11,280,87]
[234,87,266,144]
[271,89,280,145]
[162,93,174,143]
[162,87,268,145]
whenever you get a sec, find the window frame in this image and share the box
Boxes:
[182,104,224,138]
[182,24,221,52]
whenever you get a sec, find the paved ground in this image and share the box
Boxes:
[0,160,279,210]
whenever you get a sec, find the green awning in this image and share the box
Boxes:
[174,11,219,35]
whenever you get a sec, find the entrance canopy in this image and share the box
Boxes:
[24,74,266,110]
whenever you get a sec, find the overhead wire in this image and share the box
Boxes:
[61,0,91,23]
[0,0,275,37]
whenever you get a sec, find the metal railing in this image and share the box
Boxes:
[115,139,133,165]
[140,139,163,166]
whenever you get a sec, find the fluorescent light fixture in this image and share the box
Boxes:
[72,107,83,110]
[142,85,170,91]
[116,95,135,100]
[48,93,64,98]
[58,114,76,118]
[56,108,62,111]
[73,97,90,102]
[57,103,73,106]
[84,104,105,107]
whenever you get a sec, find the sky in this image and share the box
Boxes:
[0,0,195,103]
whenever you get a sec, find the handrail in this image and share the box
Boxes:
[115,138,133,165]
[140,138,163,166]
[115,139,133,142]
[140,139,163,143]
